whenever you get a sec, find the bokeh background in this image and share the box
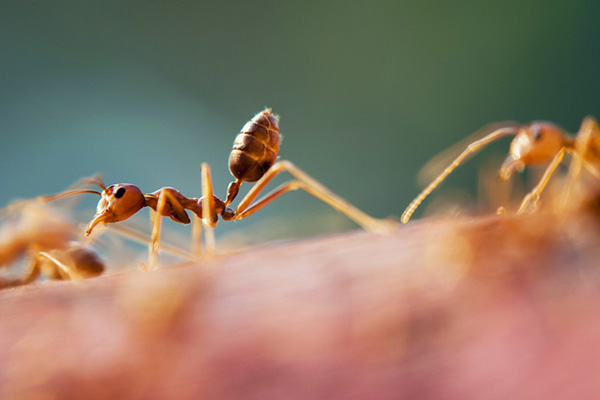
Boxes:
[1,1,599,242]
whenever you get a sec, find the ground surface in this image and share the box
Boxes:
[1,212,600,399]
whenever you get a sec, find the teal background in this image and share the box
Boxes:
[1,1,599,240]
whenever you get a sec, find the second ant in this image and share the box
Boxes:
[401,116,600,223]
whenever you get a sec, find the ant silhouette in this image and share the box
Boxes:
[85,108,392,268]
[401,116,600,223]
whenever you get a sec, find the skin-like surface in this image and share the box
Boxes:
[2,209,600,399]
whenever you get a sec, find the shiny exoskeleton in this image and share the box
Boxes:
[85,184,233,235]
[85,108,390,269]
[225,109,281,205]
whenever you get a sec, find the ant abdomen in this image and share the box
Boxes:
[230,108,280,182]
[226,108,280,204]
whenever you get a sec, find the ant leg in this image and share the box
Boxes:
[562,117,600,209]
[191,215,203,259]
[401,127,519,223]
[147,190,169,270]
[147,189,194,269]
[106,224,193,259]
[200,163,216,254]
[37,251,82,280]
[230,160,393,232]
[517,147,566,214]
[0,256,42,289]
[225,179,243,206]
[232,180,307,220]
[176,164,218,258]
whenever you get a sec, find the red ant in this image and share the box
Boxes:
[402,116,600,223]
[84,109,392,268]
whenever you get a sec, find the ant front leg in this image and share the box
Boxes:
[401,127,519,223]
[224,160,393,232]
[190,164,217,258]
[517,147,567,214]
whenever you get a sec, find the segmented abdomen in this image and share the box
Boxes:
[228,108,280,182]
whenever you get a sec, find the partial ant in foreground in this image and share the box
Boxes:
[0,178,106,289]
[85,108,392,268]
[401,116,600,223]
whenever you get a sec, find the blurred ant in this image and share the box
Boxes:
[401,116,600,223]
[0,178,107,289]
[85,108,392,268]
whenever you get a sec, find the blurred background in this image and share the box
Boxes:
[1,0,599,243]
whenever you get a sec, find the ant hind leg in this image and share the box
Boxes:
[230,160,393,232]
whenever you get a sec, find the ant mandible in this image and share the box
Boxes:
[85,108,392,268]
[401,116,600,223]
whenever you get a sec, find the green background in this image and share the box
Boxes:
[1,1,599,241]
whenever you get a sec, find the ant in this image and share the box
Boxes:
[401,116,600,223]
[85,108,392,268]
[0,179,107,289]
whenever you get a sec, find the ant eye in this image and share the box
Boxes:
[114,187,126,199]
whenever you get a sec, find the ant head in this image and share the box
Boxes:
[499,122,567,181]
[85,184,145,235]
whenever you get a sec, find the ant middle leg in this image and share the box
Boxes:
[147,167,220,266]
[200,163,217,255]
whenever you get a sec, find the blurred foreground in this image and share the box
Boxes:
[1,208,600,399]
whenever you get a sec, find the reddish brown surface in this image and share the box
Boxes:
[1,213,600,399]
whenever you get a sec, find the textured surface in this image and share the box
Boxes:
[1,212,600,399]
